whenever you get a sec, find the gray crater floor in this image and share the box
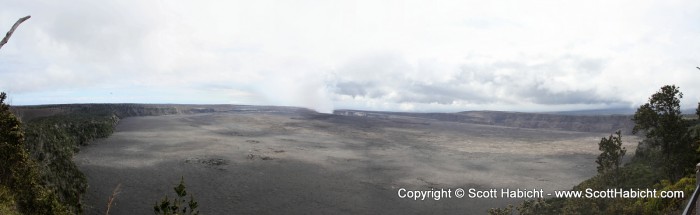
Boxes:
[74,111,638,214]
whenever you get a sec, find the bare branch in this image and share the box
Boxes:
[0,15,31,51]
[105,183,122,215]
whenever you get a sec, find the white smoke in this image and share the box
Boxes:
[251,65,335,114]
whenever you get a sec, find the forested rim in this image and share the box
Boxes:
[0,100,178,214]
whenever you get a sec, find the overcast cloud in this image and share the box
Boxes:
[1,0,699,113]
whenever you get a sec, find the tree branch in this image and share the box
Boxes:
[0,15,31,51]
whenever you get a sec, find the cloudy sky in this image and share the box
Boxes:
[1,0,699,113]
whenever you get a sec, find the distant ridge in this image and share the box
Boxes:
[334,109,635,134]
[544,108,636,116]
[546,108,697,116]
[12,103,642,134]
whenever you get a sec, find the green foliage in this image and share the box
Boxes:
[153,177,200,215]
[632,85,695,181]
[488,204,514,215]
[16,103,176,214]
[561,174,605,214]
[632,85,684,138]
[0,92,25,188]
[0,92,71,214]
[620,161,662,189]
[493,85,700,214]
[21,108,119,214]
[0,185,20,215]
[516,198,555,215]
[596,131,626,174]
[1,96,181,214]
[631,176,695,214]
[595,131,626,186]
[489,198,559,215]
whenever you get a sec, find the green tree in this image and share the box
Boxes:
[0,92,69,214]
[153,177,199,215]
[595,130,626,185]
[0,92,25,195]
[632,85,695,181]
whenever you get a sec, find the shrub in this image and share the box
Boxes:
[153,177,200,215]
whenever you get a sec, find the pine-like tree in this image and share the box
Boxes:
[595,130,626,186]
[153,177,199,215]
